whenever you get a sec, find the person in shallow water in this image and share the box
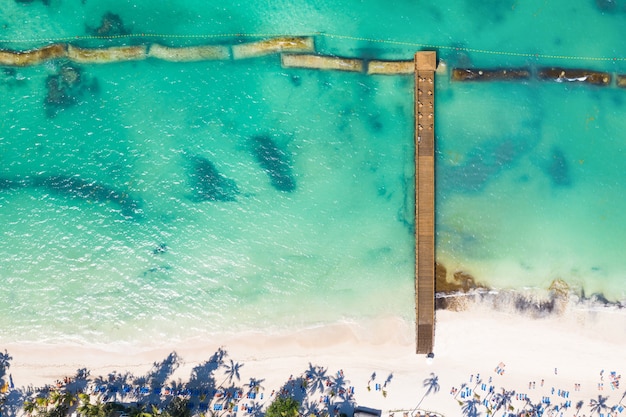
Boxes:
[153,243,168,255]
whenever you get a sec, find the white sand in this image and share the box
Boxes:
[4,303,626,417]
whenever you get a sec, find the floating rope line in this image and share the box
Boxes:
[0,31,625,62]
[318,33,626,62]
[0,32,318,44]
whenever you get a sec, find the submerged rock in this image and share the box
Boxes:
[87,12,129,37]
[250,135,296,192]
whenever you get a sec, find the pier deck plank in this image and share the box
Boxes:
[414,51,436,355]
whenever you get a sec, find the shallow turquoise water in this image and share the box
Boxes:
[1,0,625,343]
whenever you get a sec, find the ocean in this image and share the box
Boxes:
[1,0,625,344]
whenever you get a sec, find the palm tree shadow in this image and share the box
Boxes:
[183,348,228,411]
[324,373,355,417]
[186,348,225,392]
[301,397,324,417]
[245,400,264,417]
[2,389,26,417]
[92,370,133,403]
[278,376,308,403]
[65,368,91,394]
[384,373,393,388]
[133,351,182,407]
[305,363,329,395]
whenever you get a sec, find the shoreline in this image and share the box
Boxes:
[3,299,625,417]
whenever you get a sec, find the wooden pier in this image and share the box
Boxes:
[414,51,436,355]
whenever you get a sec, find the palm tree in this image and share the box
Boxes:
[77,394,106,417]
[619,390,626,406]
[126,402,154,417]
[589,395,609,416]
[244,377,265,395]
[461,398,481,417]
[415,373,440,410]
[23,400,37,416]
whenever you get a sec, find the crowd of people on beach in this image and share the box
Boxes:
[1,347,625,417]
[447,363,625,417]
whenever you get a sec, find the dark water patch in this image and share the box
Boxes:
[354,46,404,60]
[397,176,414,234]
[594,0,626,13]
[33,175,142,218]
[0,178,28,190]
[44,64,99,118]
[464,0,514,25]
[14,0,50,4]
[250,135,296,192]
[439,135,535,193]
[0,67,27,88]
[290,75,302,87]
[545,146,571,187]
[142,264,172,278]
[186,155,239,202]
[368,114,383,132]
[86,12,130,37]
[447,45,473,68]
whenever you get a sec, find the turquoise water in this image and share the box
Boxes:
[1,0,626,344]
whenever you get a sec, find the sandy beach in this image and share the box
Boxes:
[3,300,625,417]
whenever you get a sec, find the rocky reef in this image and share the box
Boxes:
[44,64,98,117]
[432,263,623,318]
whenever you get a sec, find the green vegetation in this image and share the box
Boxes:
[265,396,300,417]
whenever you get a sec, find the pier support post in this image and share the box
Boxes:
[414,51,436,355]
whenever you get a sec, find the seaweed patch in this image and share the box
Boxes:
[186,155,239,202]
[251,135,296,192]
[33,174,142,218]
[546,146,571,187]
